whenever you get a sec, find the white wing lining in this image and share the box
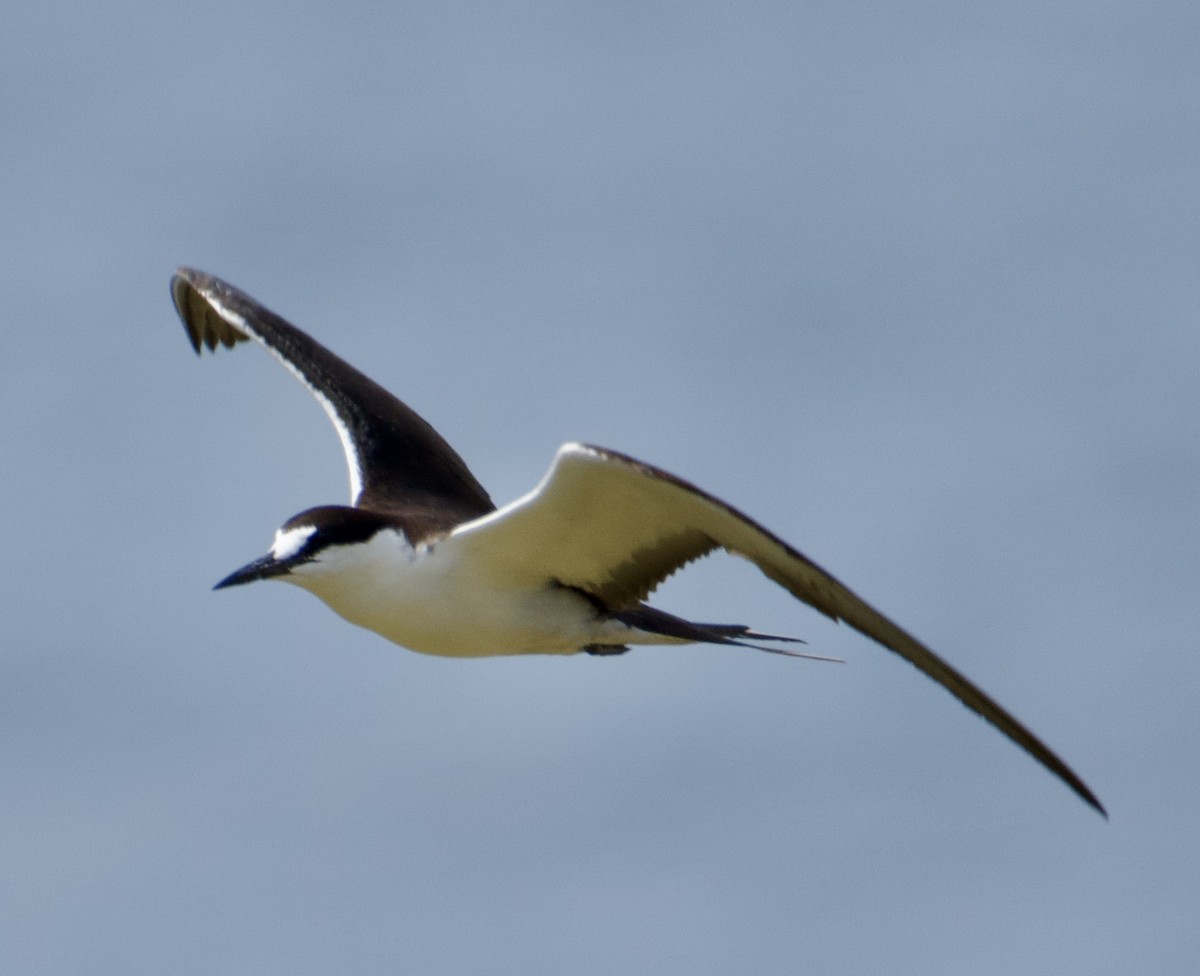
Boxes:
[448,443,1105,815]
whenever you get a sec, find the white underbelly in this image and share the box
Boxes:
[336,585,597,657]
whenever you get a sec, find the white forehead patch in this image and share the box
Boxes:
[271,524,318,561]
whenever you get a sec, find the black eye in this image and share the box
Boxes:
[276,507,391,558]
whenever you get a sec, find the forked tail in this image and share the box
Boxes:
[606,605,842,662]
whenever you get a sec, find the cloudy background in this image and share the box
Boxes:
[1,2,1195,973]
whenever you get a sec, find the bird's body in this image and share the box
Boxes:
[278,515,631,656]
[170,267,1104,815]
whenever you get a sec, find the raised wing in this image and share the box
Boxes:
[450,443,1105,815]
[170,268,494,522]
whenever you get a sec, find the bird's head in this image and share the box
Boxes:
[213,506,396,592]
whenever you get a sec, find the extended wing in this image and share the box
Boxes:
[450,443,1105,815]
[171,268,494,521]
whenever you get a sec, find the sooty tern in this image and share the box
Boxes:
[170,268,1104,816]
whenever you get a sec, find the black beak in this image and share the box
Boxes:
[213,553,293,590]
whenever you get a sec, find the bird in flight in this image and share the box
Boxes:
[170,268,1104,816]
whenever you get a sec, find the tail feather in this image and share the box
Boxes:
[610,605,842,663]
[698,623,806,643]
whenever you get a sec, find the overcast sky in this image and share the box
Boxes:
[1,2,1196,973]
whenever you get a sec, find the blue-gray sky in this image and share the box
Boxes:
[1,2,1195,973]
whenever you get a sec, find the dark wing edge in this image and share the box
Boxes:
[593,530,719,607]
[170,268,495,521]
[581,445,1106,817]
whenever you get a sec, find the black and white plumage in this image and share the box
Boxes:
[170,267,1104,815]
